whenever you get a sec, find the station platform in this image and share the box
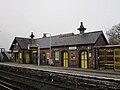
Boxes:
[0,62,120,80]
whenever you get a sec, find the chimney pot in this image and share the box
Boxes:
[77,22,86,35]
[30,32,35,39]
[43,33,47,38]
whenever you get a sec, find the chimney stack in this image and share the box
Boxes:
[30,32,35,39]
[77,22,86,35]
[30,32,35,44]
[43,33,47,38]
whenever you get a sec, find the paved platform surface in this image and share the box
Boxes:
[0,62,120,80]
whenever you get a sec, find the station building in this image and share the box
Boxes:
[9,22,108,69]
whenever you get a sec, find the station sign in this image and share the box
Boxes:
[13,50,19,53]
[28,44,38,50]
[69,46,77,50]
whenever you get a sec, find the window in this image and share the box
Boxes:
[47,52,50,59]
[55,51,59,60]
[115,49,120,55]
[70,51,76,60]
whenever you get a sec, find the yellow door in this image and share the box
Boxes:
[26,53,30,64]
[114,49,120,70]
[15,53,19,63]
[81,51,87,69]
[63,52,68,67]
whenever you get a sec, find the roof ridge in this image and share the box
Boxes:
[85,30,103,34]
[15,37,30,39]
[35,31,103,40]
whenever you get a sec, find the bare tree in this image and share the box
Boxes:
[107,24,120,45]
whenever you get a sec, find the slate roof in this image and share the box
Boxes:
[10,37,31,50]
[16,38,31,49]
[35,31,105,48]
[10,31,107,50]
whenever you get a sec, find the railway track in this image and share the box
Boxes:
[0,63,120,90]
[0,70,75,90]
[0,79,21,90]
[0,71,39,90]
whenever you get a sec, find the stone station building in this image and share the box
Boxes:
[9,22,108,69]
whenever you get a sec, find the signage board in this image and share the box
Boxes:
[13,50,19,53]
[69,47,77,50]
[28,45,38,50]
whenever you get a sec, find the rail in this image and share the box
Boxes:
[0,79,21,90]
[0,70,75,90]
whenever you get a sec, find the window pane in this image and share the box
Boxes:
[55,51,59,60]
[47,52,50,59]
[115,57,120,62]
[115,50,120,55]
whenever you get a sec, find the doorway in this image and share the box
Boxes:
[61,51,69,67]
[79,51,88,69]
[26,53,30,64]
[41,52,46,65]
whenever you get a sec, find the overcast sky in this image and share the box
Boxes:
[0,0,120,50]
